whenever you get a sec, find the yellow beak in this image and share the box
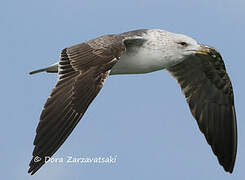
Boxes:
[194,45,211,56]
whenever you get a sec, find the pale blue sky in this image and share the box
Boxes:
[1,0,245,179]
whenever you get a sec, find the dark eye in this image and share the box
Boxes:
[178,42,188,46]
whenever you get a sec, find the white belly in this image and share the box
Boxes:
[110,47,180,75]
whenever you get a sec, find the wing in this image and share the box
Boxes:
[28,34,127,175]
[166,49,237,173]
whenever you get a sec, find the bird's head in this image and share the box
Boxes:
[150,29,219,63]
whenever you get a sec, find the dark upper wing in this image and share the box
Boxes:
[166,49,237,173]
[28,35,126,175]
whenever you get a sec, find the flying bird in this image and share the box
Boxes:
[28,29,237,175]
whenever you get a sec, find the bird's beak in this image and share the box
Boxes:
[194,45,211,56]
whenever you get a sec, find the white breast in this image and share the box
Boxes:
[110,46,181,75]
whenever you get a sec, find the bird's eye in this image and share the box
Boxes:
[178,42,188,46]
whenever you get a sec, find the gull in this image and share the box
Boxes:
[28,29,237,174]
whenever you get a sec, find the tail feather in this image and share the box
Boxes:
[29,63,58,75]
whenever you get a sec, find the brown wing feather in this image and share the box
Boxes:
[28,35,125,175]
[166,51,237,173]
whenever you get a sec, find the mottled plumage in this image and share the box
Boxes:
[28,29,237,175]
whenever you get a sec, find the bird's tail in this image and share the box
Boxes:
[29,63,58,75]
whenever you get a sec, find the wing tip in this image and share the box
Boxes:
[216,146,236,174]
[28,166,37,175]
[29,71,38,75]
[223,163,235,173]
[28,157,45,175]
